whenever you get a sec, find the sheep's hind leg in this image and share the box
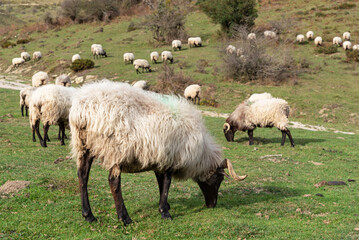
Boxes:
[155,172,171,212]
[108,168,132,226]
[155,169,172,220]
[21,105,24,116]
[32,124,36,142]
[35,120,46,147]
[25,106,28,116]
[281,130,287,146]
[248,130,254,145]
[286,129,295,147]
[43,122,50,143]
[59,121,65,145]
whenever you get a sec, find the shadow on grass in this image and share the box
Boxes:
[234,136,325,146]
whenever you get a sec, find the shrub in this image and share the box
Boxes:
[195,59,209,73]
[333,3,356,10]
[70,59,95,72]
[346,50,359,62]
[16,38,31,44]
[1,40,16,49]
[315,45,338,54]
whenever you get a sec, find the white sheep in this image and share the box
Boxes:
[20,86,35,117]
[332,37,342,46]
[247,33,256,40]
[352,45,359,51]
[306,31,314,40]
[247,92,273,103]
[55,74,71,87]
[72,54,81,63]
[264,30,276,39]
[314,36,323,46]
[132,80,149,90]
[32,71,49,87]
[12,58,25,68]
[343,41,352,50]
[92,45,107,59]
[133,59,151,74]
[150,51,159,64]
[226,45,236,54]
[223,98,294,147]
[123,53,134,64]
[21,52,31,61]
[172,40,182,51]
[91,44,102,54]
[296,34,305,43]
[188,37,202,48]
[33,51,42,61]
[184,84,201,105]
[343,32,351,41]
[69,80,246,225]
[161,51,173,64]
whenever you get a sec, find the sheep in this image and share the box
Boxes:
[150,51,159,64]
[32,71,49,87]
[29,84,76,147]
[188,37,202,48]
[247,33,256,40]
[161,51,173,64]
[55,74,71,87]
[92,45,107,59]
[296,34,305,43]
[223,98,295,147]
[343,32,351,41]
[123,53,134,64]
[353,45,359,51]
[69,80,247,225]
[264,30,276,39]
[12,58,25,68]
[226,45,236,54]
[184,84,201,105]
[332,37,342,46]
[133,59,151,74]
[72,54,81,63]
[172,40,182,51]
[19,86,35,117]
[33,51,42,61]
[306,31,314,40]
[343,41,352,50]
[21,52,31,61]
[314,37,322,46]
[132,80,149,90]
[91,44,102,54]
[247,92,273,103]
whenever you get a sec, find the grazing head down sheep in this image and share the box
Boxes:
[247,33,256,40]
[223,98,295,147]
[226,45,236,54]
[343,32,351,41]
[123,53,134,64]
[133,59,152,74]
[132,80,149,90]
[333,37,342,46]
[20,87,35,117]
[314,37,322,46]
[92,45,107,59]
[72,54,81,63]
[150,51,159,64]
[247,92,273,103]
[306,31,314,40]
[343,41,352,50]
[32,71,49,87]
[33,51,42,61]
[172,40,182,51]
[188,37,202,48]
[69,81,247,225]
[161,51,173,63]
[12,58,25,68]
[55,74,71,87]
[296,34,305,43]
[21,52,31,61]
[184,84,201,105]
[264,31,276,39]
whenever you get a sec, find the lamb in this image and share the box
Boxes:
[226,45,236,54]
[343,41,352,50]
[55,74,71,87]
[296,34,305,43]
[306,31,314,40]
[184,84,201,105]
[12,58,25,68]
[33,51,42,61]
[150,51,159,64]
[32,71,49,87]
[133,59,152,74]
[314,37,322,46]
[69,80,247,225]
[264,30,276,39]
[161,51,173,63]
[332,37,342,46]
[20,86,35,117]
[343,32,351,41]
[132,80,149,90]
[29,84,76,147]
[247,33,256,40]
[223,98,295,147]
[172,40,182,51]
[123,53,134,64]
[72,54,81,63]
[247,92,273,103]
[21,52,31,61]
[188,37,202,48]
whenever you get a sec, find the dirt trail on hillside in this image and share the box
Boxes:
[0,80,30,90]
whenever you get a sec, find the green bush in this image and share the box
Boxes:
[1,40,16,49]
[70,59,95,72]
[16,38,31,44]
[316,45,338,54]
[346,50,359,62]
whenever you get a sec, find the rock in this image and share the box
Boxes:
[0,180,31,194]
[314,181,327,188]
[327,181,346,186]
[348,179,356,182]
[85,75,97,82]
[75,76,84,84]
[303,194,312,197]
[54,158,64,164]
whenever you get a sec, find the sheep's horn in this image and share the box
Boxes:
[222,159,247,181]
[223,123,230,132]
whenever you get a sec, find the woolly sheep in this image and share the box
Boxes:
[264,31,276,39]
[91,44,102,54]
[343,41,352,50]
[133,59,151,74]
[223,98,294,147]
[12,57,25,68]
[306,31,314,40]
[92,45,107,59]
[296,34,305,43]
[172,40,182,51]
[188,37,202,48]
[353,45,359,51]
[161,51,173,64]
[33,51,42,61]
[150,51,159,64]
[32,71,49,87]
[184,84,201,105]
[343,32,351,41]
[314,37,322,46]
[226,45,236,54]
[21,52,31,61]
[332,37,342,46]
[72,54,81,63]
[69,80,247,225]
[55,74,71,87]
[29,84,76,147]
[20,86,35,117]
[247,33,256,40]
[247,92,273,103]
[123,53,134,64]
[132,80,149,90]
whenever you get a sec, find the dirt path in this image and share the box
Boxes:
[0,79,30,90]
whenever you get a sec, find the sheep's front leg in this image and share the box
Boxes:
[281,130,287,146]
[108,168,132,226]
[155,170,172,220]
[32,124,36,142]
[155,172,171,213]
[247,130,254,145]
[21,105,24,116]
[35,120,46,147]
[59,121,65,145]
[25,106,28,117]
[286,129,295,147]
[78,150,96,222]
[43,122,51,144]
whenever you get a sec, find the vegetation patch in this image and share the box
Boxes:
[16,38,32,44]
[1,40,16,49]
[333,3,356,10]
[346,50,359,62]
[315,45,338,54]
[70,59,95,72]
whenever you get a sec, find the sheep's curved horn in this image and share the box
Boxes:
[223,123,230,132]
[222,159,247,181]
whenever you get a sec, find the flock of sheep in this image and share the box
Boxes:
[297,31,357,50]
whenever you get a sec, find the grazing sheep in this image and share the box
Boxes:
[21,52,31,61]
[91,44,102,54]
[132,80,149,90]
[12,58,25,68]
[20,86,35,117]
[343,32,351,41]
[223,98,294,147]
[161,51,173,63]
[69,80,247,225]
[72,54,81,63]
[332,37,342,46]
[343,41,352,50]
[247,33,256,40]
[226,45,236,54]
[184,84,201,105]
[33,51,42,61]
[306,31,314,40]
[188,37,202,48]
[353,45,359,51]
[123,53,134,64]
[150,51,159,64]
[264,31,276,39]
[247,92,273,103]
[314,37,322,46]
[55,74,71,87]
[172,40,182,51]
[296,34,305,43]
[32,71,49,87]
[133,59,151,74]
[92,45,107,59]
[29,84,76,147]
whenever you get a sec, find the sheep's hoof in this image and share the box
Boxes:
[61,142,65,146]
[32,138,36,142]
[161,212,172,220]
[40,141,47,148]
[85,215,97,223]
[120,216,132,226]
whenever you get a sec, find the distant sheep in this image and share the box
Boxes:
[32,71,49,87]
[161,51,173,64]
[184,84,201,105]
[21,52,31,61]
[264,31,276,39]
[306,31,314,40]
[33,51,42,61]
[132,80,149,90]
[296,34,305,43]
[55,74,71,87]
[172,40,182,51]
[150,51,159,64]
[247,92,273,103]
[247,33,256,40]
[123,53,134,64]
[91,44,102,54]
[72,54,81,63]
[353,45,359,51]
[226,45,236,54]
[20,86,35,117]
[12,58,25,68]
[343,32,351,41]
[314,37,322,46]
[332,37,342,46]
[133,59,151,74]
[188,37,202,48]
[92,45,107,59]
[223,98,294,147]
[343,41,352,50]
